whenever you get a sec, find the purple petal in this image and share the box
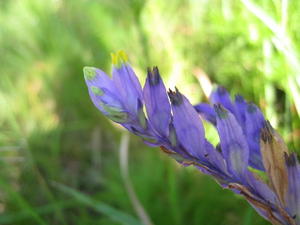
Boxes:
[143,67,171,137]
[112,63,143,115]
[210,87,236,115]
[248,202,287,225]
[245,103,265,170]
[168,88,206,159]
[84,66,113,88]
[83,67,128,122]
[234,95,247,130]
[245,171,277,205]
[214,104,249,179]
[194,103,216,125]
[204,140,227,174]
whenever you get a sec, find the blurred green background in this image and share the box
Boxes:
[0,0,300,224]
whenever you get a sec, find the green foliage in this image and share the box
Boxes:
[53,182,142,225]
[0,0,299,224]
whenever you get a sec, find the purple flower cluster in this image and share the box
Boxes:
[84,51,299,225]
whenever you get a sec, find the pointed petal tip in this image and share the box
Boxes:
[168,87,183,105]
[216,86,227,95]
[285,152,298,167]
[147,66,161,85]
[235,94,244,102]
[83,66,97,80]
[246,103,257,113]
[260,120,274,143]
[213,104,228,118]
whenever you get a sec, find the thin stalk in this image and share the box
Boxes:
[119,133,154,225]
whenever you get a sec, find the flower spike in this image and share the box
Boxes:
[84,53,299,225]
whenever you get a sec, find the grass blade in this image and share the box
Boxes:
[119,133,154,225]
[0,200,77,224]
[53,182,143,225]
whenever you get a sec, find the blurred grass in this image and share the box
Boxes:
[0,0,299,224]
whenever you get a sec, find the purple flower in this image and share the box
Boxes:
[143,67,171,138]
[84,51,298,225]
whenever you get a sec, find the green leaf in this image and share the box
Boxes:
[53,182,143,225]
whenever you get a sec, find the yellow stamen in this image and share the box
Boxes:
[111,50,128,67]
